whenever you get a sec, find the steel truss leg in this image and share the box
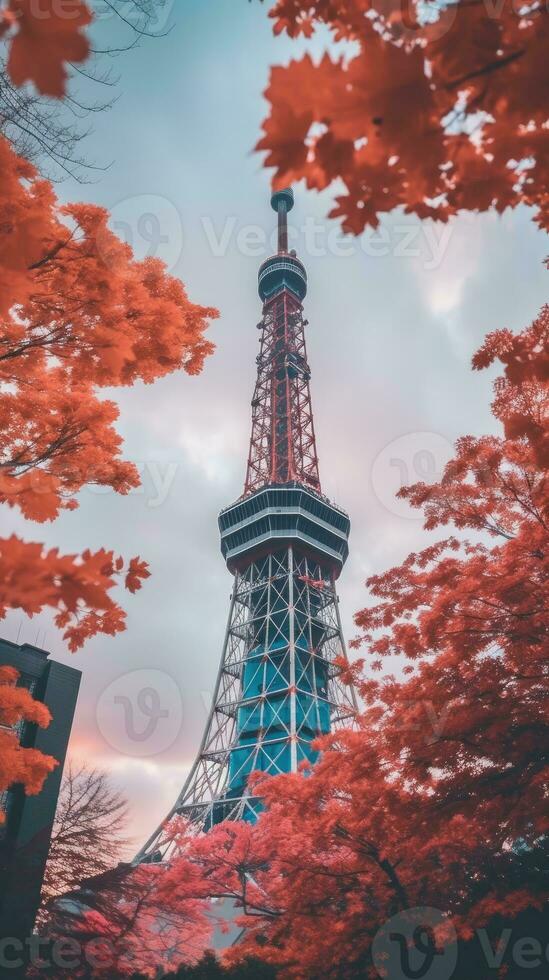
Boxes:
[135,547,357,863]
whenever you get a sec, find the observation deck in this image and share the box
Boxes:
[258,187,307,303]
[258,252,307,303]
[219,482,350,576]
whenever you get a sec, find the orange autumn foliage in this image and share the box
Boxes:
[0,538,151,652]
[473,301,549,469]
[259,0,549,232]
[0,0,219,845]
[0,665,57,822]
[153,307,548,980]
[0,133,217,645]
[0,0,92,97]
[38,849,213,977]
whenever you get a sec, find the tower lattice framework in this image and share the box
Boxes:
[245,289,320,494]
[136,189,357,863]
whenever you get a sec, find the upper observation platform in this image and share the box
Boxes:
[258,187,307,303]
[219,483,350,577]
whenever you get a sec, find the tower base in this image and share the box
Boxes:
[135,545,356,862]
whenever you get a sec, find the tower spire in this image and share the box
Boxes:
[271,187,293,253]
[135,191,357,861]
[245,191,320,495]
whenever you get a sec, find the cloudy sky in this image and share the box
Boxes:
[2,0,547,849]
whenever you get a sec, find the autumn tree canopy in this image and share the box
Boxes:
[258,0,549,233]
[0,0,175,179]
[0,131,217,651]
[0,6,215,657]
[37,855,212,979]
[0,10,217,819]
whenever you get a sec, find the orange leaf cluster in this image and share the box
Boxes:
[0,537,150,651]
[0,0,92,96]
[260,0,549,231]
[0,10,216,822]
[474,303,549,468]
[37,858,212,978]
[0,665,57,823]
[0,134,216,648]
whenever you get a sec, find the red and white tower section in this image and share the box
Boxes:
[136,190,357,861]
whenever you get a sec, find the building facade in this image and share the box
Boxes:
[0,639,81,946]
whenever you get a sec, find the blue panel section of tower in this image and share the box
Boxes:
[222,567,331,823]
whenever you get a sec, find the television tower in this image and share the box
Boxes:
[136,190,357,861]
